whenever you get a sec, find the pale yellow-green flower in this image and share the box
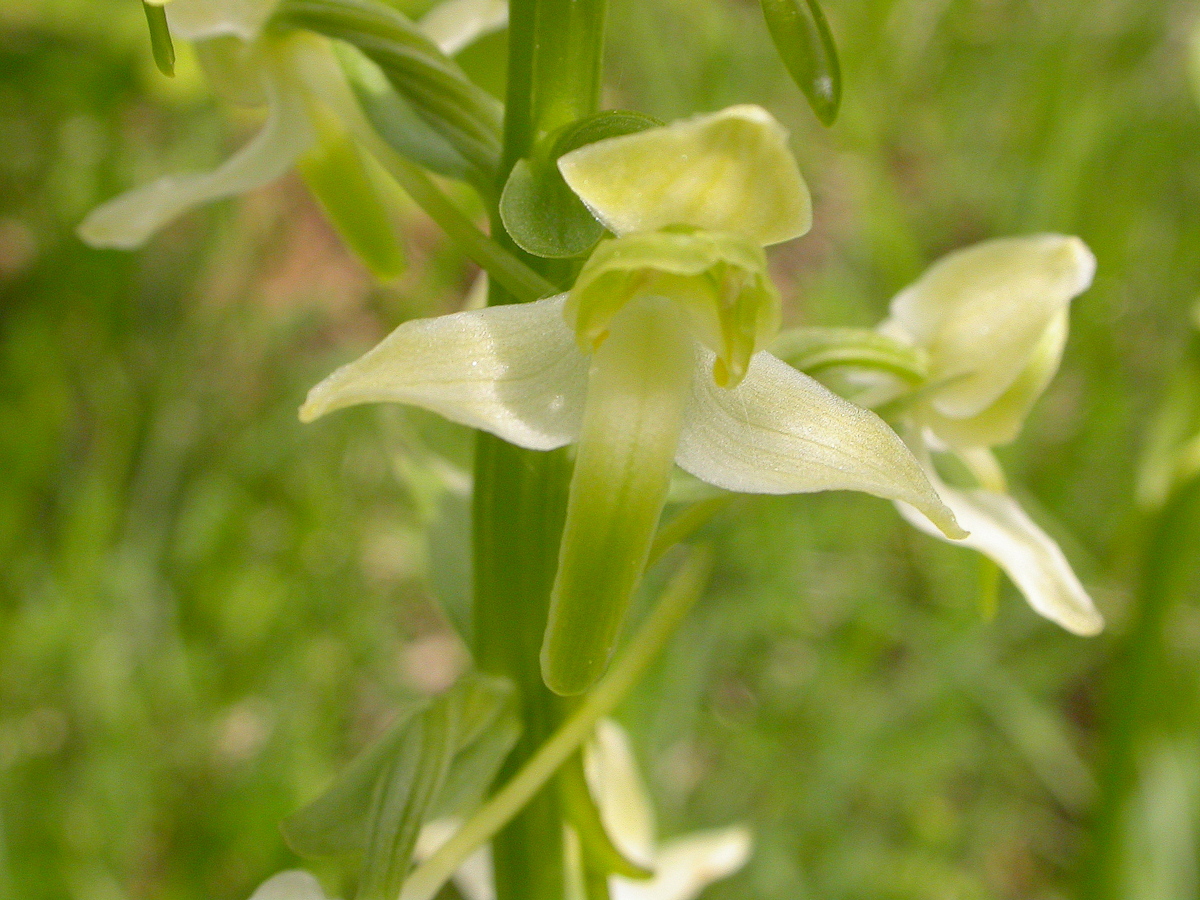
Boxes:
[76,0,499,277]
[301,105,964,697]
[879,235,1103,636]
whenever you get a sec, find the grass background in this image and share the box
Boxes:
[1,0,1199,898]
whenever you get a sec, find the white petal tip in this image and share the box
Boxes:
[248,871,331,900]
[898,484,1103,638]
[76,212,143,250]
[1062,235,1097,294]
[1064,607,1105,637]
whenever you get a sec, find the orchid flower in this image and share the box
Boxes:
[301,104,964,696]
[804,235,1104,635]
[76,0,502,278]
[572,720,751,900]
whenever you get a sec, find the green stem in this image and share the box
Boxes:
[401,550,712,900]
[472,2,609,899]
[472,434,571,900]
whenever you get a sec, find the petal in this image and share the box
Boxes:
[885,235,1094,419]
[585,721,657,869]
[300,294,588,452]
[925,308,1069,448]
[611,828,752,900]
[542,298,694,695]
[167,0,279,41]
[676,349,965,538]
[558,105,811,246]
[419,0,508,56]
[78,58,311,249]
[248,871,333,900]
[416,820,495,900]
[896,469,1103,636]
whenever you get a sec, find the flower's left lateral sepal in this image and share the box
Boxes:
[558,105,812,247]
[678,348,966,540]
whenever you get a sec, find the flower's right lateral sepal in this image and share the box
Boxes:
[558,105,812,247]
[677,348,966,540]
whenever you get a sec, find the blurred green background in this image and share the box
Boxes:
[2,0,1199,898]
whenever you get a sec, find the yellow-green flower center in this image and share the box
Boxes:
[566,226,782,387]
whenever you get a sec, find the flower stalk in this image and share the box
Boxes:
[472,1,610,898]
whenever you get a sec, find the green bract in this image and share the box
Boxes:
[879,235,1103,636]
[302,104,964,697]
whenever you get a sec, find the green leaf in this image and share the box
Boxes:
[277,0,503,177]
[358,700,457,900]
[282,674,519,860]
[335,43,480,184]
[760,0,841,125]
[298,113,407,282]
[499,111,660,259]
[142,1,176,77]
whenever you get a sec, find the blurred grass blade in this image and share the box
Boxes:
[760,0,841,125]
[142,1,175,76]
[283,675,518,860]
